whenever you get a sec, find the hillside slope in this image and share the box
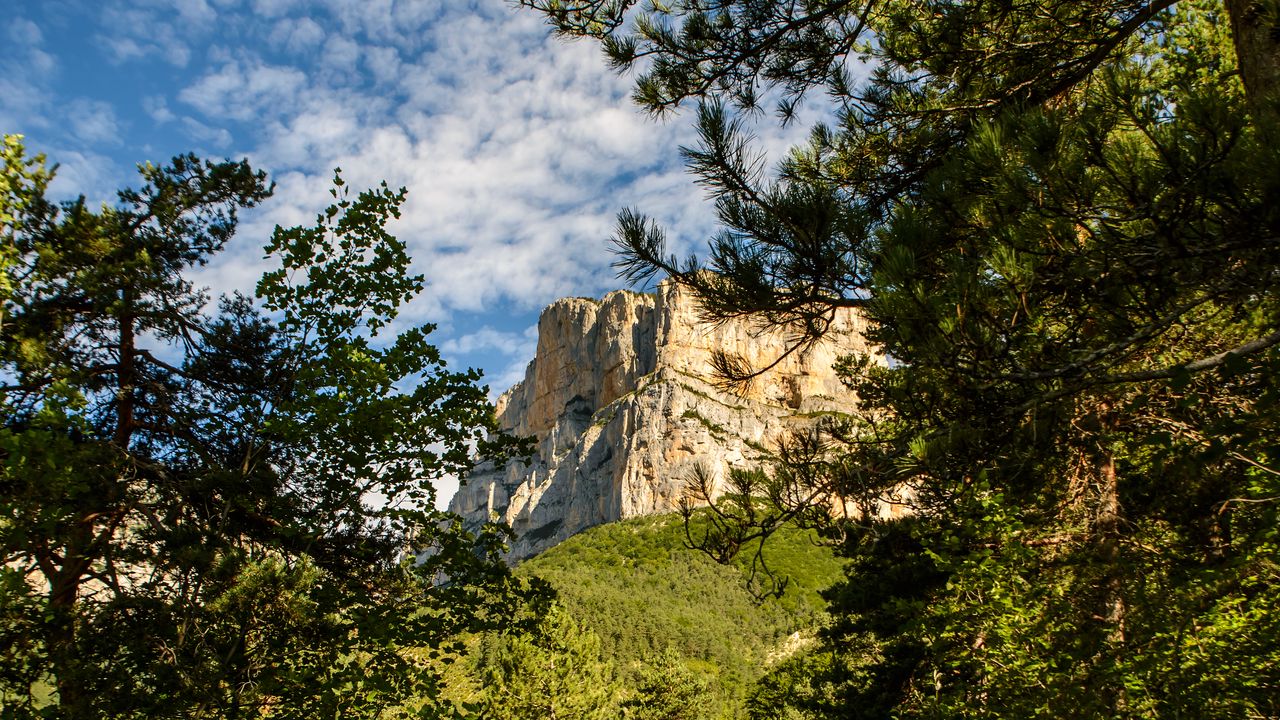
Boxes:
[462,512,845,718]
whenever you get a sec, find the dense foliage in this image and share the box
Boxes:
[522,0,1280,716]
[463,513,845,719]
[0,137,535,719]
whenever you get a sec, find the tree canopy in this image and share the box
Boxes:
[456,511,844,720]
[0,136,536,719]
[521,0,1280,715]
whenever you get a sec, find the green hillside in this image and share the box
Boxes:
[464,512,845,719]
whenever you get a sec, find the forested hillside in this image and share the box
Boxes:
[459,513,845,719]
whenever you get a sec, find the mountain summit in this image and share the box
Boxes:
[449,282,871,560]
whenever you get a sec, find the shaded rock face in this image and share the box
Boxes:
[448,283,871,561]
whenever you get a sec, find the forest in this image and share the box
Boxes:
[3,0,1279,717]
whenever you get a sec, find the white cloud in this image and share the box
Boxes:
[172,0,218,26]
[16,0,815,473]
[28,48,57,76]
[181,116,234,147]
[96,4,194,67]
[8,17,43,45]
[0,78,47,137]
[163,39,192,67]
[101,36,148,63]
[45,148,127,207]
[437,324,538,398]
[67,99,122,145]
[363,45,401,85]
[8,17,59,76]
[319,34,362,77]
[441,325,538,359]
[317,0,437,48]
[0,15,56,134]
[251,0,300,18]
[21,0,745,327]
[143,95,177,123]
[490,359,536,399]
[270,16,326,54]
[178,59,308,120]
[246,104,366,170]
[160,5,693,324]
[387,0,445,38]
[188,238,274,309]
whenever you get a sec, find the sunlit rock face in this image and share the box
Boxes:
[448,282,873,561]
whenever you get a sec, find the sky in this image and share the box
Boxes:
[2,0,812,506]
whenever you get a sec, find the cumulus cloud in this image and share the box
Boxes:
[14,0,818,493]
[100,36,149,64]
[181,116,234,148]
[363,45,402,85]
[179,60,309,120]
[156,1,718,332]
[46,148,129,207]
[442,325,533,355]
[171,0,218,27]
[0,15,56,134]
[438,323,539,399]
[96,2,195,67]
[269,16,326,54]
[251,0,301,18]
[0,77,46,137]
[318,34,362,79]
[8,17,43,45]
[67,99,123,145]
[316,0,441,49]
[143,95,177,124]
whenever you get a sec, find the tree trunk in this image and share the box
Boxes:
[115,291,136,448]
[48,524,93,720]
[1090,405,1128,715]
[46,291,138,718]
[1096,446,1126,644]
[1225,0,1280,128]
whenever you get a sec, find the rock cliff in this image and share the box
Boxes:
[448,282,872,560]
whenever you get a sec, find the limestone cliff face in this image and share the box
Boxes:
[449,282,871,561]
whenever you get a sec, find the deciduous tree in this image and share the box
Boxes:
[0,136,534,719]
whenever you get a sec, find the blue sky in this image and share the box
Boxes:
[3,0,814,505]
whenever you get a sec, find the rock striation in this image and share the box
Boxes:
[448,282,872,561]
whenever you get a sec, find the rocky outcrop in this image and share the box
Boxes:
[448,282,873,560]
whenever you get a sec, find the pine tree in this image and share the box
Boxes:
[623,649,712,720]
[476,605,621,720]
[521,1,1280,715]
